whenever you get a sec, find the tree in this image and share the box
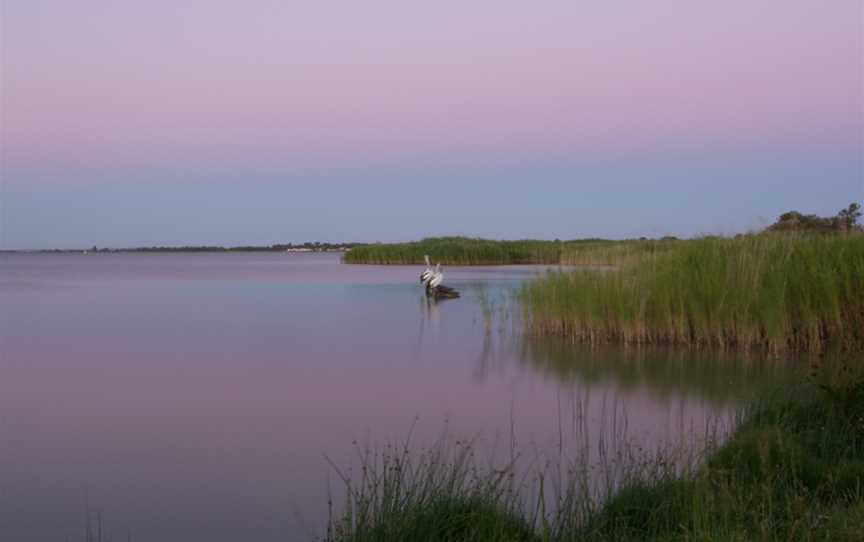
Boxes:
[836,202,862,231]
[767,203,862,233]
[769,211,833,233]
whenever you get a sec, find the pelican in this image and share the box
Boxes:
[428,263,443,290]
[420,255,433,283]
[420,259,460,299]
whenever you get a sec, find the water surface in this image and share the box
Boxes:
[0,253,794,541]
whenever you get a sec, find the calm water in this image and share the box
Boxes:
[0,253,792,541]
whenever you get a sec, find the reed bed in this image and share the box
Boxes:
[559,239,678,267]
[325,361,864,541]
[343,236,684,266]
[343,237,564,265]
[521,234,864,354]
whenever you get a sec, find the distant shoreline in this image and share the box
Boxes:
[0,243,359,254]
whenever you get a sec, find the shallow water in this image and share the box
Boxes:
[0,253,795,541]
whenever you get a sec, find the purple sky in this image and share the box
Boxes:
[2,1,862,248]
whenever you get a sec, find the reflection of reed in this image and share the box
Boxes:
[412,294,441,359]
[413,283,507,365]
[473,303,801,405]
[517,341,800,405]
[470,284,520,383]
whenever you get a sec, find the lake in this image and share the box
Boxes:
[0,253,793,541]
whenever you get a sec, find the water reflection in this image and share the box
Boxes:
[516,341,801,406]
[0,253,808,541]
[455,281,801,406]
[472,331,803,407]
[413,292,460,357]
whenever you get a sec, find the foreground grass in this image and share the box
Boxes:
[325,437,535,542]
[325,361,864,541]
[575,360,864,541]
[522,234,864,354]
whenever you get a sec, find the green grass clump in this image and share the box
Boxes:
[325,437,536,542]
[341,497,537,542]
[521,234,864,353]
[343,237,565,265]
[578,360,864,541]
[325,361,864,541]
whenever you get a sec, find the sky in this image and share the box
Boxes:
[1,0,862,249]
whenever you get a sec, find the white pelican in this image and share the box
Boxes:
[428,263,443,289]
[420,255,433,283]
[420,260,459,299]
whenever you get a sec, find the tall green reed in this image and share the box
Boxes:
[343,237,564,265]
[521,234,864,353]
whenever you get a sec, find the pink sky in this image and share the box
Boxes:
[1,0,861,246]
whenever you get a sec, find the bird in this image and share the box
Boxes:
[420,255,433,284]
[428,263,443,290]
[420,258,460,299]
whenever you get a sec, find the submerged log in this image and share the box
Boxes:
[427,284,460,299]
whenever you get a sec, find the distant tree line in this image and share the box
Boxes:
[768,202,862,234]
[76,242,364,253]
